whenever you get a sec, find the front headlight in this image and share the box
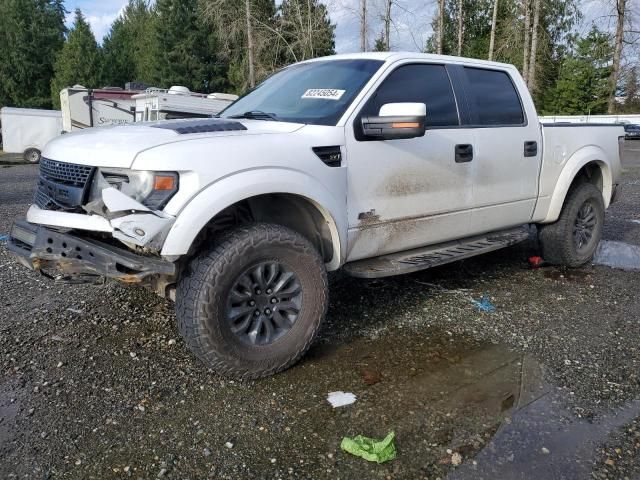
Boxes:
[99,168,179,210]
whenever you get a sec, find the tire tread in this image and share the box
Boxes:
[538,182,604,267]
[176,223,328,380]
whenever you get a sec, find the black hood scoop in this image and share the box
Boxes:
[150,118,247,134]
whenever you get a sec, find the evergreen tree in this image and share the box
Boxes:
[424,0,580,112]
[541,28,612,115]
[425,0,497,58]
[621,68,640,113]
[277,0,335,63]
[373,32,386,52]
[0,0,66,109]
[199,0,276,93]
[529,0,581,108]
[102,0,158,88]
[155,0,226,93]
[50,9,103,108]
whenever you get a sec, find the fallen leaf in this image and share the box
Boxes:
[362,369,382,386]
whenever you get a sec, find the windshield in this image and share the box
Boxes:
[220,59,384,126]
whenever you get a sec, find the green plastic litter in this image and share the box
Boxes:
[340,431,396,464]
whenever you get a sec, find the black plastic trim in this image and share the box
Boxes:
[35,158,96,212]
[455,144,474,163]
[312,146,343,167]
[361,115,426,140]
[445,64,473,125]
[151,118,247,134]
[524,140,538,157]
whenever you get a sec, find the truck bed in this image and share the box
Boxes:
[534,123,624,223]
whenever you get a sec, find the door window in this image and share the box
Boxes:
[463,67,525,126]
[356,63,459,139]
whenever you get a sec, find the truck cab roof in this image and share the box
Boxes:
[301,51,516,70]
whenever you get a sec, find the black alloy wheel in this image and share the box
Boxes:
[573,200,597,254]
[226,261,302,346]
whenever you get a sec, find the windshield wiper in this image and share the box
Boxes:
[228,110,280,121]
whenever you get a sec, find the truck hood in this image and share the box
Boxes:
[42,119,305,168]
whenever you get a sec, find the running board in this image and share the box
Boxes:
[343,227,530,279]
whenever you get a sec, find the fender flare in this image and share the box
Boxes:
[541,146,612,224]
[161,168,346,270]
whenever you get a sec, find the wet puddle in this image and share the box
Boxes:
[3,327,638,479]
[450,393,640,479]
[241,331,551,478]
[265,329,638,478]
[593,240,640,270]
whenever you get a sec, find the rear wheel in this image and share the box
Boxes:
[23,148,41,163]
[176,223,328,379]
[538,182,604,267]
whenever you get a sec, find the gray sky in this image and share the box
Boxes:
[66,0,618,52]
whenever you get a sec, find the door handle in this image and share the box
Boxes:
[455,144,473,163]
[524,141,538,157]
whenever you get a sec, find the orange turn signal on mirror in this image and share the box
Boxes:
[391,122,420,128]
[154,175,176,191]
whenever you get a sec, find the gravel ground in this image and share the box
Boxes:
[1,145,640,479]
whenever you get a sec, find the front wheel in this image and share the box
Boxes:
[176,223,328,379]
[538,182,605,267]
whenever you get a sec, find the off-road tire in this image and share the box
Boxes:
[23,148,41,163]
[176,223,328,379]
[538,182,604,267]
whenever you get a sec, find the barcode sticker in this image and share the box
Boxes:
[301,89,346,100]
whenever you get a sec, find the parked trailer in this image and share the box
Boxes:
[0,107,62,163]
[132,86,238,122]
[60,86,138,132]
[540,114,640,124]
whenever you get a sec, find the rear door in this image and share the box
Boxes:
[457,66,542,231]
[344,62,478,262]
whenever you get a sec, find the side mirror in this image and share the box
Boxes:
[361,102,427,140]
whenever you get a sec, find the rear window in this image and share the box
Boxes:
[464,67,525,126]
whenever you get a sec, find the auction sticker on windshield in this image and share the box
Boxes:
[302,89,346,100]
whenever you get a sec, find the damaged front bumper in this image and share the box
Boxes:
[25,181,177,249]
[7,220,175,284]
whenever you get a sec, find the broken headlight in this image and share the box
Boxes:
[99,168,179,210]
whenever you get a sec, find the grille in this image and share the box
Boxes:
[34,158,95,210]
[40,158,94,187]
[34,186,56,210]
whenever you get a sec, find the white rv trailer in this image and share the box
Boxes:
[0,107,62,163]
[540,114,640,124]
[60,86,139,132]
[132,86,238,122]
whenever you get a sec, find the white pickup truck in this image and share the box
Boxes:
[8,53,624,378]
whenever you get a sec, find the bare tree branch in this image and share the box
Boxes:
[608,0,626,113]
[488,0,499,60]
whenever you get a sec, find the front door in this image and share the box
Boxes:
[344,62,477,262]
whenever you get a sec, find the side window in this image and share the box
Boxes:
[464,67,525,126]
[358,64,459,133]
